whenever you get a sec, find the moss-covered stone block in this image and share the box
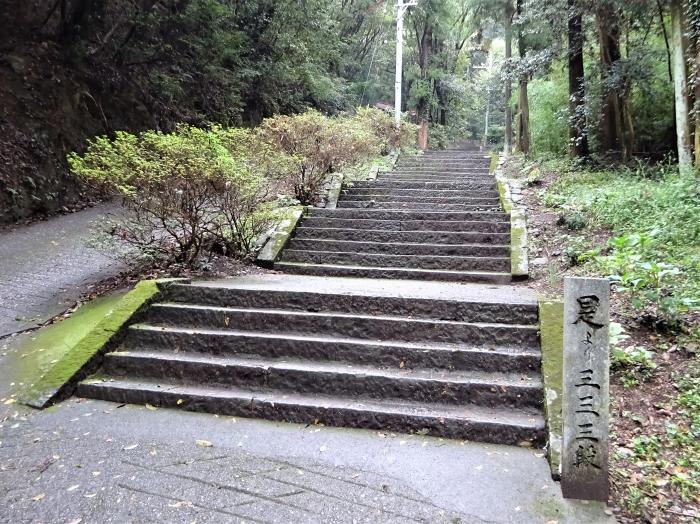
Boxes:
[511,207,529,278]
[256,206,305,268]
[23,279,170,408]
[326,174,345,209]
[539,299,564,480]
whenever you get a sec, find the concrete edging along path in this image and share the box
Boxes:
[23,279,186,409]
[494,155,529,278]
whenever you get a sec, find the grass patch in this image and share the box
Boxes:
[542,162,700,332]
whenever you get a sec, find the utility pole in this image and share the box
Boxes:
[395,0,417,127]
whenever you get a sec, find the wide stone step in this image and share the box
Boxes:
[337,195,501,204]
[300,217,510,233]
[341,188,501,198]
[280,250,511,272]
[308,208,507,222]
[292,227,511,245]
[286,238,510,257]
[76,378,546,445]
[102,351,542,409]
[146,304,538,347]
[349,181,496,190]
[394,162,491,172]
[124,324,541,372]
[276,261,513,284]
[390,167,491,173]
[381,173,492,180]
[166,280,536,323]
[336,201,501,211]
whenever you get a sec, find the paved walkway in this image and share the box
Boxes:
[0,398,614,523]
[0,204,125,337]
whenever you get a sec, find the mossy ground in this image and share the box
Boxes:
[19,280,161,407]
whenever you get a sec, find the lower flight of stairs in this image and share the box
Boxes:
[276,150,513,283]
[77,277,546,446]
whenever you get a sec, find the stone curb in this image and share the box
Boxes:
[538,299,564,480]
[23,278,188,409]
[494,155,529,279]
[256,206,305,268]
[326,174,345,209]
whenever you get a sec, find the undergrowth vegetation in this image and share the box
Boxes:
[542,161,700,333]
[69,108,416,268]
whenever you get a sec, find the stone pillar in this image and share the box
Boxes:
[561,277,610,501]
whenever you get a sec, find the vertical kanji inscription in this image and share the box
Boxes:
[562,278,610,501]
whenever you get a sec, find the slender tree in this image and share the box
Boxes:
[514,0,531,155]
[568,0,589,157]
[670,0,693,169]
[504,0,516,154]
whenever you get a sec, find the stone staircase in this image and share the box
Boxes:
[76,148,545,447]
[276,151,512,283]
[77,277,545,445]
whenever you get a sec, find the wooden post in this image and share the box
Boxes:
[562,277,610,501]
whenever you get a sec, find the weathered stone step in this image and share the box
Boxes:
[381,173,492,180]
[166,280,536,323]
[395,164,491,171]
[390,167,491,173]
[338,195,501,204]
[292,227,511,245]
[308,208,508,222]
[349,181,496,190]
[341,188,501,198]
[301,217,509,233]
[76,378,546,445]
[146,304,539,347]
[286,238,510,257]
[125,324,541,372]
[335,202,501,211]
[281,250,511,272]
[276,262,513,284]
[102,351,543,409]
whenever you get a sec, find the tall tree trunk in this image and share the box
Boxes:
[514,0,530,155]
[695,41,700,167]
[504,1,515,154]
[597,5,626,158]
[416,24,433,151]
[568,0,589,157]
[670,0,693,169]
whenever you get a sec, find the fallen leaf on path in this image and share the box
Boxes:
[123,444,138,451]
[67,485,80,492]
[145,404,157,411]
[196,439,213,448]
[31,493,45,501]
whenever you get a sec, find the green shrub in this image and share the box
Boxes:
[69,125,276,267]
[256,110,380,204]
[352,107,418,154]
[544,164,700,330]
[428,124,449,150]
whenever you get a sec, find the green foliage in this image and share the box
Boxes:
[527,69,569,157]
[69,109,413,263]
[544,164,700,330]
[257,109,417,204]
[428,124,449,150]
[353,108,419,154]
[69,126,276,266]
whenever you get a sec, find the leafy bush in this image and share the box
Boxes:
[257,110,380,204]
[427,124,449,150]
[69,126,276,267]
[545,165,700,330]
[352,107,418,154]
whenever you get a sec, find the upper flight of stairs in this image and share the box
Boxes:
[75,146,545,448]
[276,150,512,283]
[77,277,545,446]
